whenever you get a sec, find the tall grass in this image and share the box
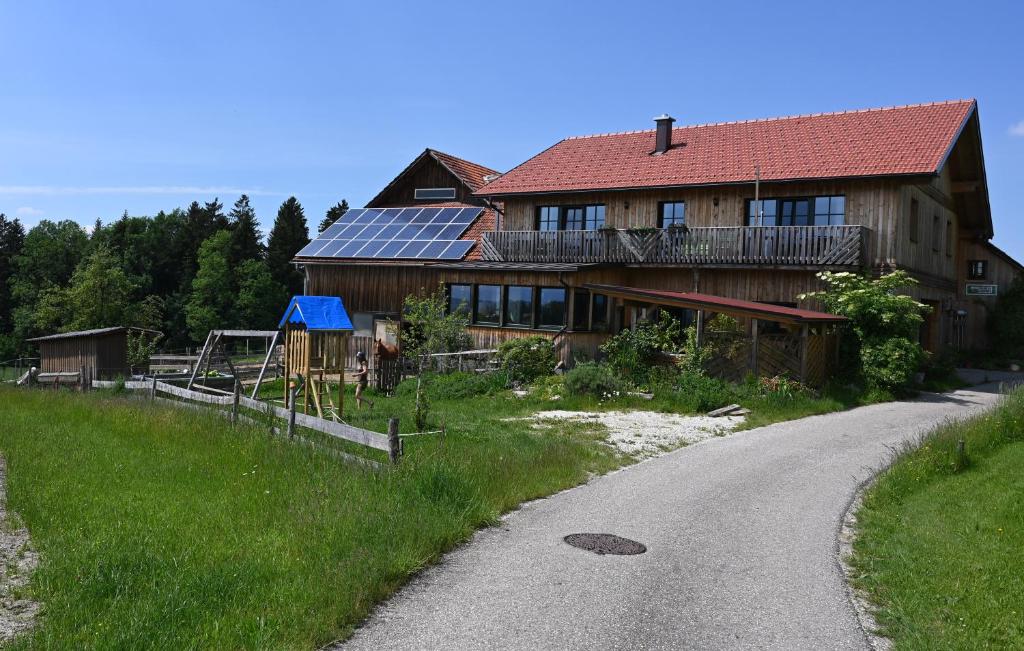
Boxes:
[851,387,1024,648]
[0,386,620,649]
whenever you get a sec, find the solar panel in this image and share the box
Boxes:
[299,206,483,261]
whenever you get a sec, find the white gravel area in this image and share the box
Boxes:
[529,410,744,458]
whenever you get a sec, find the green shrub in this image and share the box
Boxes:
[530,374,566,401]
[860,337,925,390]
[496,336,557,384]
[991,277,1024,358]
[672,371,736,412]
[564,362,621,398]
[600,314,683,383]
[427,371,509,400]
[755,375,810,402]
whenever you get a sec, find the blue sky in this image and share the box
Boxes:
[1,0,1022,256]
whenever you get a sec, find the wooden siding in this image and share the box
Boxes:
[954,240,1022,348]
[369,155,482,207]
[37,332,129,379]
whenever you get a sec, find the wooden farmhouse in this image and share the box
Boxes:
[295,101,1020,380]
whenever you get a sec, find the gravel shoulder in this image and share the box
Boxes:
[0,456,39,643]
[340,385,1003,650]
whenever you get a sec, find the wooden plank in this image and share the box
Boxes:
[187,331,213,390]
[293,411,391,451]
[251,331,280,400]
[156,380,234,405]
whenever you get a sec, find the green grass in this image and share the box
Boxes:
[851,387,1024,649]
[0,385,621,649]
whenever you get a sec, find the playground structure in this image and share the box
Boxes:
[187,330,281,396]
[278,296,354,420]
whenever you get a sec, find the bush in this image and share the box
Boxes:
[496,336,557,384]
[672,371,736,412]
[860,337,925,390]
[600,314,682,383]
[755,375,810,401]
[564,362,621,398]
[427,371,509,400]
[991,277,1024,358]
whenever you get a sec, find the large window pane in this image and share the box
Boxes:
[505,286,534,327]
[591,294,609,332]
[659,201,686,227]
[584,205,605,230]
[448,284,471,316]
[747,199,777,226]
[537,206,560,231]
[572,290,590,330]
[538,288,567,329]
[475,285,501,325]
[565,207,584,230]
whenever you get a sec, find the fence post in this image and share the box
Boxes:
[150,374,157,401]
[388,418,401,464]
[287,387,297,439]
[232,381,240,425]
[80,365,86,392]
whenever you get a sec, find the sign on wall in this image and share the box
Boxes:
[966,283,998,296]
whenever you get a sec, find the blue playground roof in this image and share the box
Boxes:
[278,296,354,331]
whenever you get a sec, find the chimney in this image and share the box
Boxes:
[653,114,675,154]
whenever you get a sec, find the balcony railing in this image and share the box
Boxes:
[480,225,867,267]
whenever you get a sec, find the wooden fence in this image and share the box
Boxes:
[90,377,401,465]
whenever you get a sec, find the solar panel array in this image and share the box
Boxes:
[296,207,481,260]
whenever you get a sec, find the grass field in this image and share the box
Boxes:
[0,384,620,649]
[851,387,1024,649]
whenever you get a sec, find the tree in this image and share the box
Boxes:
[319,199,349,233]
[266,197,310,296]
[402,285,472,430]
[235,259,288,330]
[801,271,930,390]
[0,214,25,333]
[185,231,236,342]
[228,194,265,265]
[177,199,229,285]
[991,276,1024,357]
[10,220,89,341]
[63,244,136,331]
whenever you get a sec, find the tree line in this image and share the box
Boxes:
[0,196,349,359]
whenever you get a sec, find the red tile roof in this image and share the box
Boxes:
[584,285,846,324]
[477,100,976,196]
[430,149,500,191]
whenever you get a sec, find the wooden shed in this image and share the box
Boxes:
[26,327,158,381]
[279,296,354,419]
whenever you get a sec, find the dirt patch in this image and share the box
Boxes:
[0,457,39,643]
[527,410,743,458]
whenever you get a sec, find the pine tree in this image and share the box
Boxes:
[266,197,310,296]
[0,214,26,333]
[228,194,265,264]
[319,199,349,233]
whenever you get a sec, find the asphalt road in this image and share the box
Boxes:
[340,385,1004,650]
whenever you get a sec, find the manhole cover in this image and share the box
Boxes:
[563,533,646,555]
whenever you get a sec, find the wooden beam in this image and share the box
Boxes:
[951,181,981,193]
[251,330,280,400]
[187,331,214,390]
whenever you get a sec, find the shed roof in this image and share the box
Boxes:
[584,284,846,325]
[278,296,354,331]
[477,100,977,196]
[26,326,160,342]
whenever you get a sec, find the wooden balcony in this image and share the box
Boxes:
[479,225,867,268]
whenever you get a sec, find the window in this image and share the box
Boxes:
[932,214,941,252]
[591,294,609,332]
[584,205,606,230]
[659,202,686,228]
[538,287,567,329]
[414,188,457,200]
[909,198,919,243]
[946,220,953,257]
[474,285,501,325]
[747,199,778,226]
[746,196,844,226]
[535,205,606,231]
[967,260,988,280]
[537,206,560,231]
[504,286,534,327]
[448,284,471,316]
[572,289,591,331]
[564,207,584,230]
[813,196,845,225]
